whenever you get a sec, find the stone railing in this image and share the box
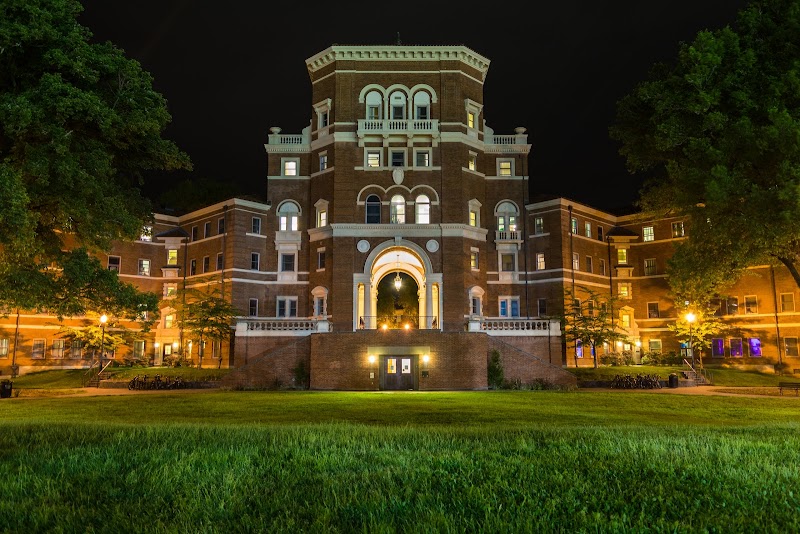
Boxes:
[495,230,522,242]
[236,318,331,336]
[357,119,439,135]
[467,317,560,336]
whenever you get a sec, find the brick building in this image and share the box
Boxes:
[2,44,798,386]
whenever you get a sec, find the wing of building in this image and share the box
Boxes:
[3,44,796,387]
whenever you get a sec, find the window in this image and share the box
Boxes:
[191,226,198,241]
[164,283,177,298]
[317,250,326,270]
[319,111,328,128]
[415,150,430,167]
[140,226,152,242]
[468,153,477,171]
[216,253,223,271]
[203,256,210,273]
[499,297,520,317]
[585,256,592,273]
[280,254,295,272]
[599,259,606,276]
[781,293,795,312]
[390,150,405,167]
[0,338,7,358]
[617,248,628,264]
[70,340,82,359]
[317,209,327,227]
[249,298,258,317]
[51,339,65,359]
[471,297,481,316]
[390,91,406,119]
[252,217,261,235]
[585,222,591,238]
[620,313,631,328]
[469,211,477,227]
[730,338,743,357]
[647,302,660,318]
[618,283,632,299]
[278,201,300,231]
[576,340,583,359]
[218,218,225,234]
[190,259,196,276]
[415,195,430,224]
[536,253,545,271]
[32,339,45,359]
[496,201,518,232]
[283,159,298,176]
[534,217,544,234]
[138,259,150,276]
[727,297,739,315]
[786,338,799,357]
[597,227,604,241]
[467,111,476,129]
[586,301,595,316]
[500,253,515,272]
[648,339,662,353]
[167,249,178,266]
[277,297,298,317]
[319,153,328,171]
[672,221,685,238]
[164,314,175,329]
[643,226,654,242]
[498,160,512,177]
[314,296,325,317]
[133,340,145,361]
[366,195,381,223]
[711,338,725,357]
[538,298,547,317]
[250,253,260,270]
[749,338,762,357]
[470,251,479,270]
[366,150,381,168]
[390,195,405,224]
[744,295,757,314]
[366,91,381,120]
[644,258,656,276]
[107,256,121,272]
[204,222,211,238]
[570,217,578,234]
[572,253,579,271]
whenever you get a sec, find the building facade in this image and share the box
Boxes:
[2,45,798,386]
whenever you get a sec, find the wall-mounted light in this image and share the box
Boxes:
[382,324,388,331]
[172,341,179,349]
[368,354,376,364]
[422,354,429,364]
[404,323,410,330]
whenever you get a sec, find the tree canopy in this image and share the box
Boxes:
[609,0,800,301]
[0,0,191,262]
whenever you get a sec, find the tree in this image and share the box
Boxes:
[0,0,191,263]
[669,304,729,370]
[171,287,240,368]
[557,286,627,369]
[609,0,800,298]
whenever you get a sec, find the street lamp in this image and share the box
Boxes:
[685,312,696,369]
[99,314,108,373]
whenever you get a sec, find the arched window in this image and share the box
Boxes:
[366,91,382,121]
[390,195,405,224]
[277,201,301,231]
[468,286,485,317]
[389,91,407,120]
[415,195,430,224]
[366,195,381,224]
[413,91,431,120]
[495,201,518,232]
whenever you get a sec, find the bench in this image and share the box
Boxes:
[778,382,800,396]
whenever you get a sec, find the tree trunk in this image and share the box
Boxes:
[11,308,20,377]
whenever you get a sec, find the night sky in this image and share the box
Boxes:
[78,1,751,212]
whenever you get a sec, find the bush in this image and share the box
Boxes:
[487,350,504,389]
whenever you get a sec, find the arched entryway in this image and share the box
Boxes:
[353,239,442,330]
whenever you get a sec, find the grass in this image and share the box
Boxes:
[0,391,799,531]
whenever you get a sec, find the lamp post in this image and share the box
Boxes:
[99,314,108,373]
[685,312,696,369]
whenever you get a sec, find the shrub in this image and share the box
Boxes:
[487,350,504,389]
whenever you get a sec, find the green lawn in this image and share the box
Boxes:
[0,390,798,532]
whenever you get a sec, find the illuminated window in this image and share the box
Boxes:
[107,256,121,272]
[318,210,327,227]
[498,160,512,177]
[572,253,579,271]
[469,211,477,226]
[0,338,8,358]
[468,153,477,171]
[167,249,178,266]
[415,150,430,167]
[70,340,83,359]
[138,259,150,277]
[672,221,685,238]
[467,111,476,129]
[366,150,381,168]
[617,248,628,264]
[643,226,654,242]
[278,201,300,231]
[749,338,762,357]
[648,339,662,353]
[283,160,298,176]
[415,195,430,224]
[534,217,544,234]
[164,283,177,298]
[470,251,479,270]
[140,226,152,242]
[730,338,744,357]
[319,153,328,171]
[164,314,175,329]
[570,217,578,234]
[390,195,405,224]
[133,340,145,360]
[584,222,591,238]
[536,253,545,271]
[495,201,518,232]
[51,339,65,359]
[621,313,631,328]
[618,283,632,299]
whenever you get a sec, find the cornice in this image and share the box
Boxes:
[306,45,490,80]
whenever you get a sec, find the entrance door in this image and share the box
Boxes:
[380,355,418,390]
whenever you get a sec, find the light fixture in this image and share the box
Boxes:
[404,323,410,330]
[422,355,429,364]
[368,354,376,364]
[382,324,388,331]
[172,341,179,349]
[394,253,402,290]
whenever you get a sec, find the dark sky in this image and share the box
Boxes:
[78,1,751,212]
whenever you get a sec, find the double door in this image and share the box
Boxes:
[380,355,418,390]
